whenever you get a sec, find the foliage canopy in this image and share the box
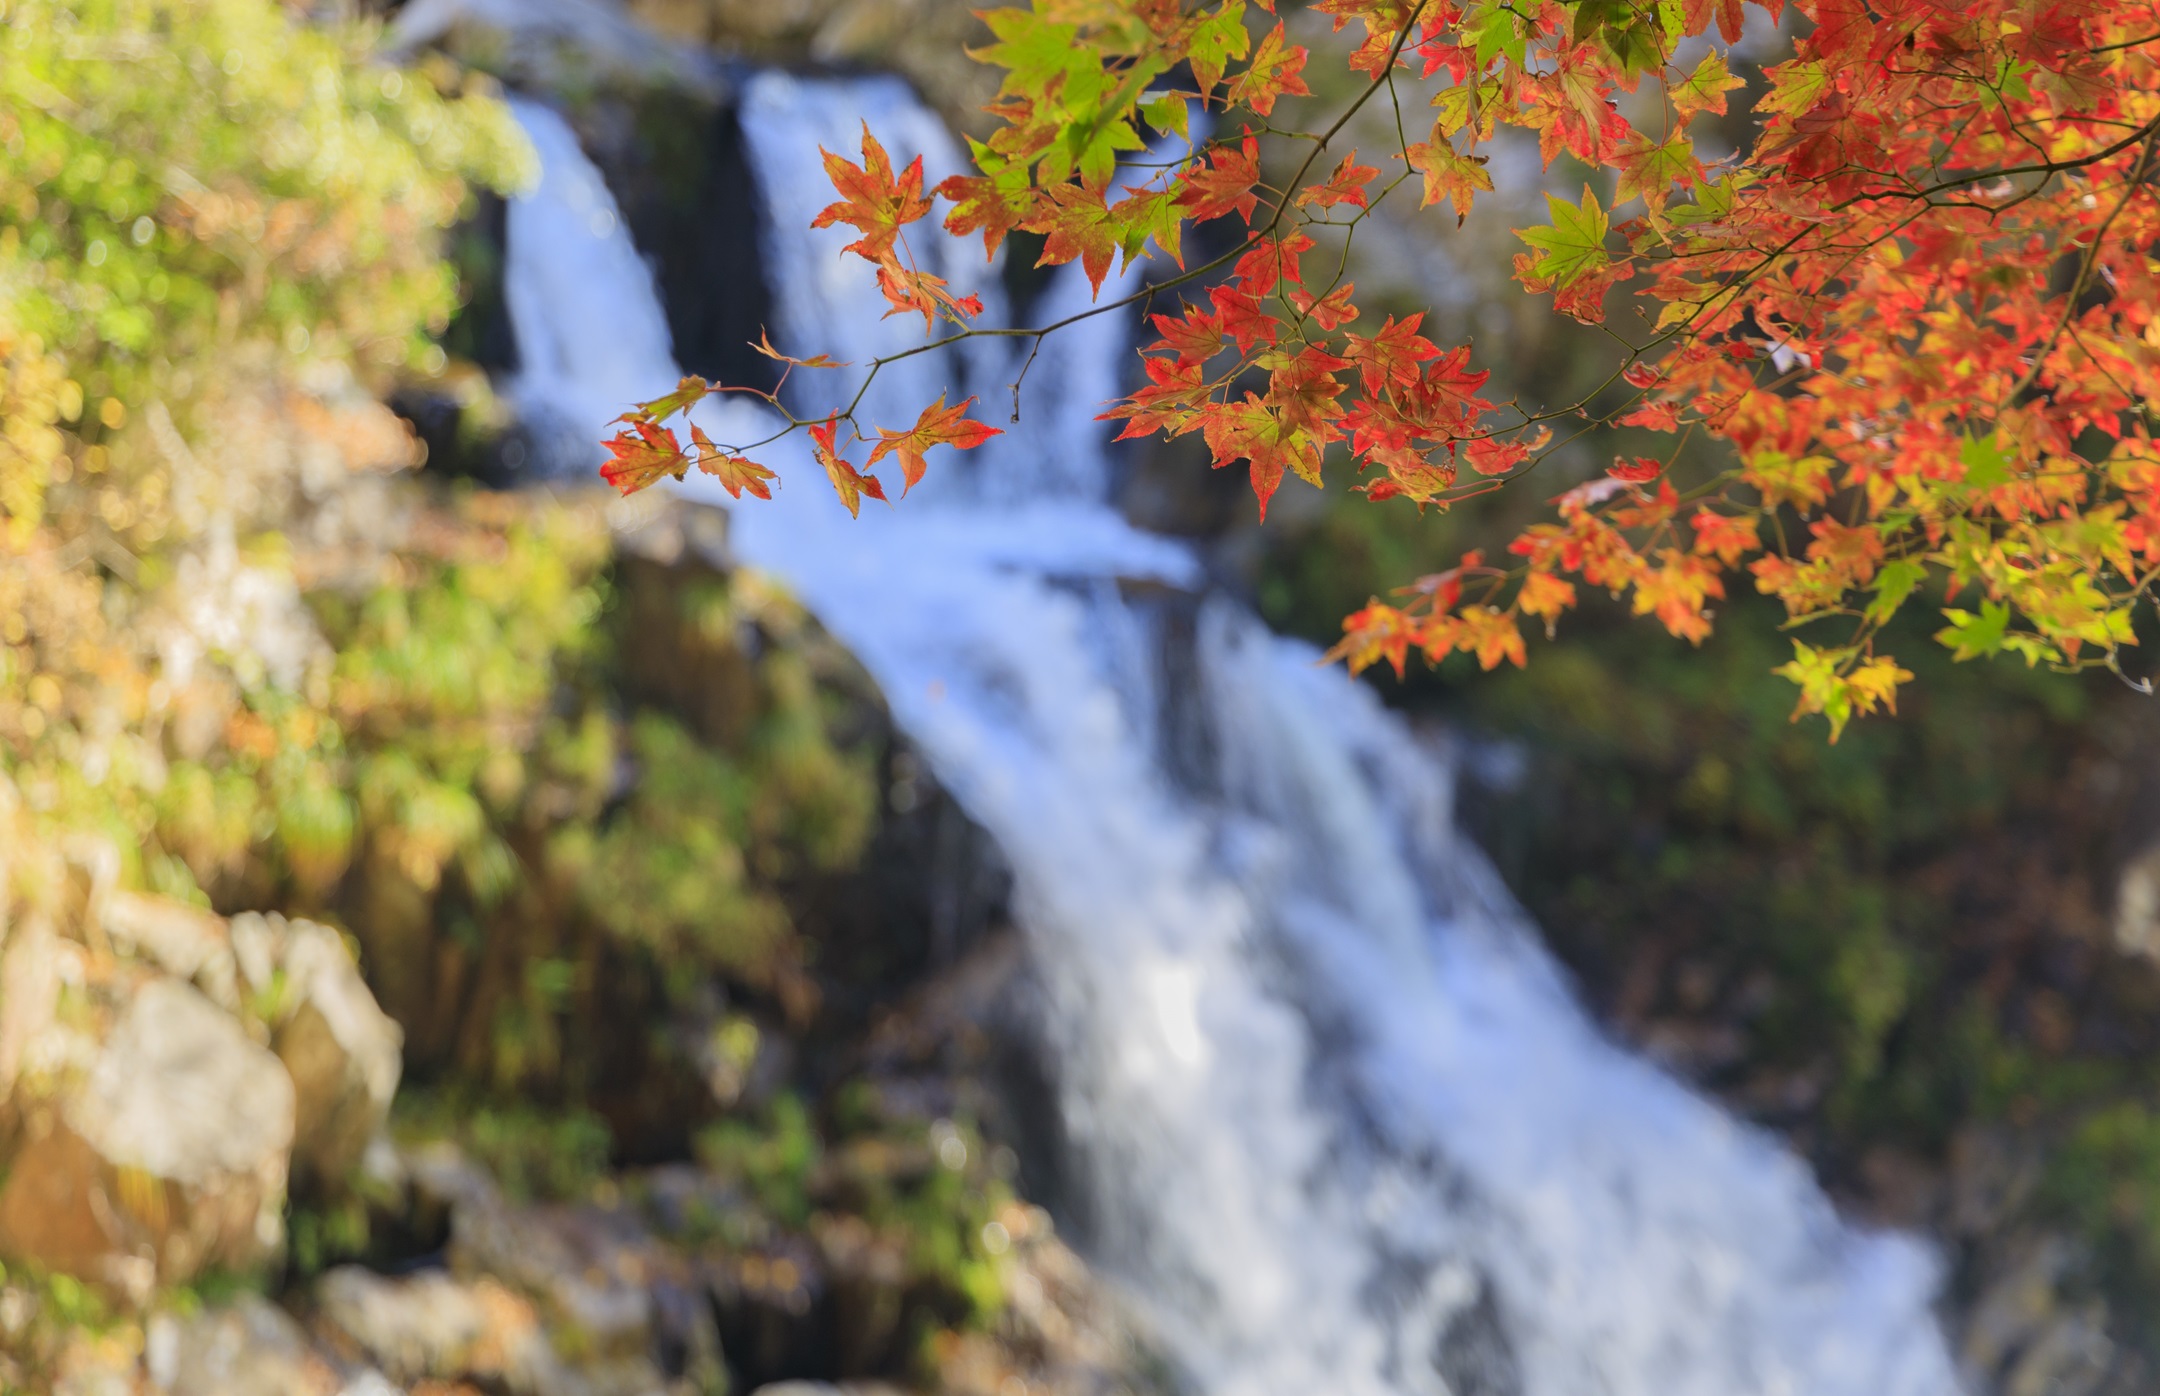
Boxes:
[608,0,2160,737]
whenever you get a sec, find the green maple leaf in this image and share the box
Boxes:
[1936,600,2011,661]
[1516,186,1611,287]
[1959,431,2014,491]
[1863,557,1927,626]
[1671,50,1746,122]
[1614,131,1694,207]
[1465,0,1526,68]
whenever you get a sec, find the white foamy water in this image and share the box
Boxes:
[501,83,1965,1396]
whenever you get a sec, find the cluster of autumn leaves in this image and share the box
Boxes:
[603,0,2160,737]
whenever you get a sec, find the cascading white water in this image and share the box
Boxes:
[501,82,1966,1396]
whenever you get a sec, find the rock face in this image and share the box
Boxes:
[0,979,294,1296]
[0,859,399,1300]
[154,1295,346,1396]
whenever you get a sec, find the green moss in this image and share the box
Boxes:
[696,1092,822,1230]
[393,1091,616,1204]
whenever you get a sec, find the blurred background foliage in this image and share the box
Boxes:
[0,8,1066,1392]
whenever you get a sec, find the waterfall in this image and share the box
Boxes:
[500,83,1966,1396]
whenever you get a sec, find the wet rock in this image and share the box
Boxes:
[0,979,294,1294]
[314,1265,549,1391]
[393,1144,698,1395]
[151,1294,346,1396]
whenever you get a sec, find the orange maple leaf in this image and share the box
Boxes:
[811,417,888,518]
[1022,183,1120,295]
[811,123,932,266]
[689,424,777,501]
[601,419,689,496]
[867,394,1004,493]
[1296,151,1380,211]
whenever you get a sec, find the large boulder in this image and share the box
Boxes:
[0,979,294,1296]
[99,899,404,1191]
[249,916,404,1189]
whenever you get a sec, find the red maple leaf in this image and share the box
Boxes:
[1147,305,1228,364]
[1177,136,1262,223]
[1290,282,1358,331]
[1295,151,1380,211]
[936,170,1037,262]
[1342,314,1440,396]
[1104,354,1211,439]
[1232,230,1314,298]
[1607,456,1665,482]
[601,419,688,495]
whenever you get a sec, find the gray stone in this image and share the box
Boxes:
[0,979,293,1291]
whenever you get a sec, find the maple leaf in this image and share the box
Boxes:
[633,376,712,423]
[1456,605,1528,669]
[937,157,1037,261]
[1103,354,1209,439]
[867,394,1003,493]
[1405,139,1493,224]
[1208,284,1280,353]
[1608,456,1664,482]
[1774,641,1912,741]
[811,417,888,518]
[1362,444,1458,503]
[1520,62,1628,167]
[1200,394,1323,521]
[1515,186,1612,291]
[1296,152,1379,211]
[1342,314,1441,396]
[1264,343,1351,437]
[812,123,931,266]
[1290,283,1358,331]
[1228,23,1311,116]
[1622,401,1683,430]
[1326,601,1420,678]
[876,262,985,330]
[1465,435,1532,476]
[1232,231,1314,298]
[1022,182,1120,295]
[1186,1,1254,96]
[1111,184,1187,268]
[1690,508,1759,565]
[1177,136,1261,223]
[1671,50,1746,122]
[601,419,689,496]
[1147,305,1227,364]
[1614,131,1697,210]
[752,330,849,369]
[1518,569,1577,620]
[690,424,777,501]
